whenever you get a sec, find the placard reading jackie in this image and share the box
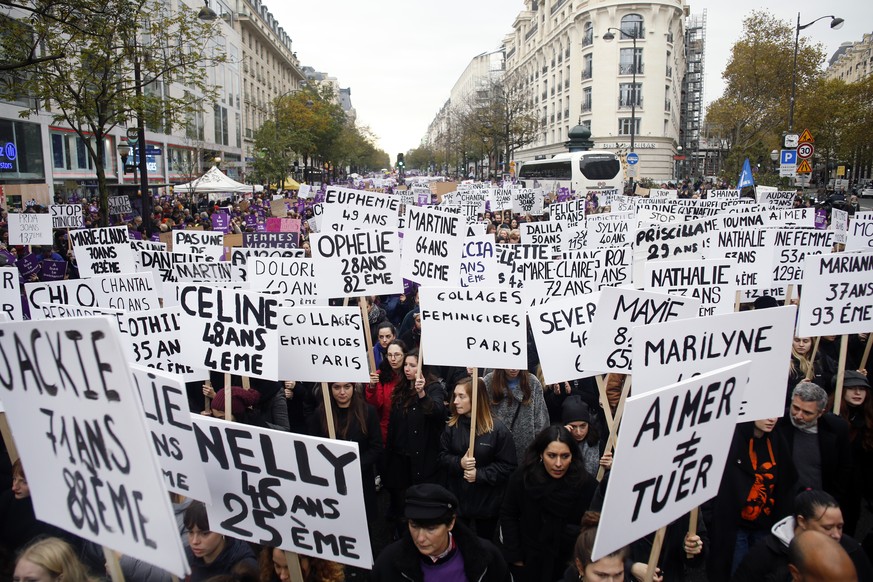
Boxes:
[528,292,601,384]
[71,226,137,277]
[130,365,211,502]
[126,307,209,382]
[25,273,159,316]
[173,230,224,261]
[633,306,797,420]
[0,317,190,577]
[50,204,84,229]
[276,306,370,382]
[796,251,873,337]
[401,205,464,286]
[191,415,372,568]
[0,268,22,320]
[179,285,280,380]
[592,362,750,561]
[311,229,402,297]
[420,286,527,369]
[581,286,700,373]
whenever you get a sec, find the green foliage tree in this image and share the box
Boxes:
[0,0,223,223]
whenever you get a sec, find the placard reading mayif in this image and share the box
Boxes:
[277,306,369,382]
[311,230,402,297]
[796,251,873,337]
[192,416,372,568]
[0,317,189,577]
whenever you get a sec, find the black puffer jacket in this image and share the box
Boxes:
[438,416,517,519]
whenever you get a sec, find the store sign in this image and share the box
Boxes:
[0,141,17,171]
[599,142,658,150]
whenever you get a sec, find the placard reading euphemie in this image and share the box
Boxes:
[0,317,189,578]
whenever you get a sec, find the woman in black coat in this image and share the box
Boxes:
[498,425,597,582]
[307,381,382,525]
[439,376,517,540]
[704,418,797,582]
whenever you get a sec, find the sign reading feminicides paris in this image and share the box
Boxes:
[420,286,527,369]
[592,362,751,561]
[0,317,190,578]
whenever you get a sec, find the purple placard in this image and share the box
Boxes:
[417,192,431,206]
[255,221,266,233]
[245,214,257,228]
[17,253,41,279]
[242,232,299,248]
[211,210,231,233]
[128,229,143,240]
[815,208,828,230]
[150,232,161,242]
[40,259,67,281]
[0,249,17,267]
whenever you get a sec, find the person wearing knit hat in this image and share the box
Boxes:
[562,396,610,477]
[207,386,260,422]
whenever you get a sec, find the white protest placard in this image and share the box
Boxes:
[229,247,305,284]
[633,306,797,420]
[456,191,488,222]
[108,194,133,215]
[137,250,213,294]
[277,306,370,382]
[71,226,137,277]
[130,364,211,501]
[126,307,209,382]
[37,303,128,343]
[633,217,717,285]
[0,316,190,577]
[583,213,633,247]
[796,251,873,337]
[401,205,464,286]
[298,184,312,199]
[131,239,168,254]
[529,292,600,384]
[581,286,700,373]
[311,229,402,297]
[320,187,400,232]
[460,236,501,288]
[644,258,738,317]
[512,188,544,215]
[179,284,280,380]
[173,230,224,260]
[520,221,563,255]
[592,362,750,560]
[756,190,796,208]
[846,219,873,252]
[708,189,739,200]
[768,228,833,286]
[248,257,324,307]
[0,268,22,320]
[488,188,513,212]
[707,224,774,292]
[50,204,84,229]
[191,415,372,567]
[25,272,159,315]
[648,188,678,200]
[7,213,52,245]
[549,198,585,228]
[855,211,873,221]
[420,286,526,369]
[521,247,633,306]
[173,260,232,283]
[831,209,848,245]
[765,208,815,228]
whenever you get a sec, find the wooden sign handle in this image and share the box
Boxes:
[223,373,232,421]
[860,333,872,371]
[467,368,479,458]
[595,374,615,434]
[597,376,632,482]
[102,546,126,582]
[833,335,849,415]
[686,507,699,559]
[285,550,305,582]
[0,412,19,464]
[321,382,336,439]
[358,296,377,373]
[644,526,666,582]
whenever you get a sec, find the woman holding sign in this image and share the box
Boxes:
[367,340,408,443]
[383,349,448,528]
[438,377,517,540]
[786,337,835,407]
[484,369,549,465]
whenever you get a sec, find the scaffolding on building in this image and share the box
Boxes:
[680,9,706,180]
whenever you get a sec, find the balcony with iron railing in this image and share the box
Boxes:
[618,96,643,109]
[581,101,592,113]
[619,63,644,75]
[526,24,538,40]
[581,68,593,80]
[582,30,593,47]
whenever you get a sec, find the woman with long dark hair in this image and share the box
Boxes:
[837,370,873,537]
[499,425,597,582]
[484,368,549,464]
[439,376,517,540]
[366,339,407,443]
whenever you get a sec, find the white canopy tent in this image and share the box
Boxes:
[174,166,263,194]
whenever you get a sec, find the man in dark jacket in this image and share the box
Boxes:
[372,483,511,581]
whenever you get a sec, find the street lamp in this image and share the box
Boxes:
[603,23,641,192]
[788,12,843,132]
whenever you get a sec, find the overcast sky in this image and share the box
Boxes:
[271,0,871,161]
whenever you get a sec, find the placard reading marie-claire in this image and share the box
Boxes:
[191,415,372,568]
[796,251,873,337]
[592,361,751,561]
[276,306,370,383]
[632,305,797,420]
[130,365,211,502]
[420,286,527,369]
[0,317,190,577]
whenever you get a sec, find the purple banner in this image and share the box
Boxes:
[245,214,258,228]
[0,249,17,267]
[17,253,41,279]
[815,208,828,230]
[211,211,231,233]
[128,229,143,240]
[40,259,67,281]
[242,232,299,248]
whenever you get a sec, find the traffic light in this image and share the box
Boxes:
[397,153,405,168]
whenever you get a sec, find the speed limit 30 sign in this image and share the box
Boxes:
[797,143,814,159]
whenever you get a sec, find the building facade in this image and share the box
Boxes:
[826,33,873,84]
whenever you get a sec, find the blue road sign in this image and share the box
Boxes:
[626,152,639,165]
[780,149,797,165]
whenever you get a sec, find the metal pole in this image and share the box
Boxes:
[630,27,637,155]
[788,12,801,133]
[132,35,151,237]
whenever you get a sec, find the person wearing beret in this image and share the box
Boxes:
[371,484,511,582]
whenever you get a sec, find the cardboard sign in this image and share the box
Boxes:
[126,307,209,382]
[592,362,750,561]
[831,209,848,245]
[633,306,797,420]
[8,213,52,245]
[71,226,136,277]
[707,226,774,292]
[528,292,601,384]
[582,214,633,247]
[0,317,190,577]
[649,188,678,200]
[0,268,22,320]
[401,206,464,286]
[276,306,370,382]
[25,273,159,316]
[192,415,372,567]
[512,188,544,215]
[173,230,224,260]
[459,236,501,288]
[108,195,134,215]
[846,219,873,252]
[796,251,873,337]
[581,287,700,373]
[708,189,740,200]
[50,204,84,229]
[420,286,527,369]
[248,257,324,307]
[179,284,280,380]
[489,188,513,212]
[320,187,400,232]
[768,228,833,285]
[644,258,738,317]
[130,365,211,501]
[521,248,633,306]
[311,230,402,298]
